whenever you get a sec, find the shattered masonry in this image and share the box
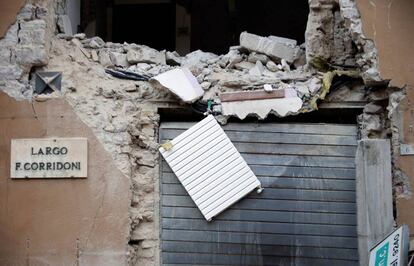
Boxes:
[0,0,408,265]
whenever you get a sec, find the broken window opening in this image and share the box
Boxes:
[80,0,309,55]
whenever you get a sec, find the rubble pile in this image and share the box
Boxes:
[56,30,341,119]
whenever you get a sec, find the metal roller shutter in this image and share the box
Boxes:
[159,121,359,266]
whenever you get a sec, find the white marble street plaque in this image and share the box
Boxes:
[10,138,87,178]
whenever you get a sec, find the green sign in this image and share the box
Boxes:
[375,242,388,266]
[369,225,409,266]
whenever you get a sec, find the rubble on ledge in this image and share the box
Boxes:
[53,30,366,120]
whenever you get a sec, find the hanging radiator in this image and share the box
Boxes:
[159,115,262,221]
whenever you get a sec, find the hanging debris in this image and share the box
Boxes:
[151,68,204,103]
[159,115,262,221]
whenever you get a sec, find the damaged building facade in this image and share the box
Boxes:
[0,0,413,265]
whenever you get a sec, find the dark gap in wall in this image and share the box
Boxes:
[128,240,140,245]
[112,3,176,51]
[80,0,309,55]
[159,107,362,124]
[189,0,309,54]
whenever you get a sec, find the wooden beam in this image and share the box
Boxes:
[219,89,285,102]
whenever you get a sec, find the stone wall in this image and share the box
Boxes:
[0,1,56,100]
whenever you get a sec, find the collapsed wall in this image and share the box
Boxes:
[0,0,408,265]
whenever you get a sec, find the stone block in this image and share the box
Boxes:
[364,102,383,114]
[126,46,166,65]
[181,50,217,68]
[98,50,113,67]
[247,52,269,64]
[248,61,265,76]
[165,51,181,65]
[14,45,48,66]
[266,60,278,72]
[268,35,297,46]
[73,33,86,40]
[35,6,48,19]
[0,23,18,47]
[82,37,105,49]
[17,4,35,21]
[234,61,255,71]
[0,80,29,100]
[0,48,11,64]
[109,52,129,67]
[57,15,73,35]
[240,32,300,63]
[18,20,46,46]
[91,50,99,62]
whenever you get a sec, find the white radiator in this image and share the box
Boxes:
[159,115,262,221]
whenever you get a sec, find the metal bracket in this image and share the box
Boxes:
[400,144,414,155]
[35,71,62,94]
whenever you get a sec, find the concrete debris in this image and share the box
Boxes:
[305,0,382,84]
[247,52,269,65]
[14,46,48,66]
[151,68,204,103]
[307,77,322,94]
[71,38,91,59]
[219,49,242,68]
[91,50,99,62]
[56,33,73,40]
[360,113,383,132]
[19,20,46,46]
[266,61,278,72]
[73,33,86,40]
[394,169,412,199]
[339,0,382,84]
[82,36,105,49]
[248,61,265,76]
[181,50,218,72]
[293,46,306,68]
[0,65,24,80]
[269,35,297,46]
[280,59,291,72]
[201,81,211,90]
[109,51,129,67]
[364,102,383,114]
[234,61,255,71]
[57,15,73,35]
[165,51,182,65]
[222,96,303,119]
[240,31,300,63]
[273,70,314,81]
[325,84,366,102]
[98,50,113,67]
[126,45,166,65]
[263,84,273,92]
